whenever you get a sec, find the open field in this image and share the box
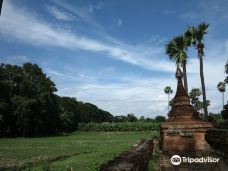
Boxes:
[0,131,158,171]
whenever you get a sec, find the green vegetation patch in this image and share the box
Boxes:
[78,122,160,132]
[0,131,158,171]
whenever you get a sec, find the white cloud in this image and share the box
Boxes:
[46,5,77,21]
[117,19,122,27]
[45,68,64,77]
[52,0,104,31]
[88,2,104,13]
[1,55,30,64]
[0,1,174,73]
[58,77,175,117]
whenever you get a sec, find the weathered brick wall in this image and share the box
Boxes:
[99,139,154,171]
[205,128,228,169]
[162,131,210,155]
[205,105,228,169]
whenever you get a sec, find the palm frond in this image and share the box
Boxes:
[217,82,226,92]
[196,22,209,42]
[165,36,188,65]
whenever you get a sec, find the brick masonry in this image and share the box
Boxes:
[99,139,154,171]
[160,74,213,155]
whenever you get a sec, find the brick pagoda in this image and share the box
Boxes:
[160,66,213,155]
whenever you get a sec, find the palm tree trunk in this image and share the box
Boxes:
[168,93,170,111]
[223,92,224,110]
[182,61,188,94]
[199,52,208,119]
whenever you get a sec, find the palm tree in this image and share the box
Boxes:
[166,36,189,93]
[185,22,209,119]
[225,60,228,74]
[164,86,173,111]
[189,88,202,105]
[224,60,228,84]
[217,82,226,110]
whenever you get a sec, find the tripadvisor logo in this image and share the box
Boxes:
[170,155,220,165]
[171,155,182,165]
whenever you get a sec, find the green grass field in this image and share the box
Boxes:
[0,131,158,171]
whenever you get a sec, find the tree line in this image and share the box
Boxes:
[0,63,165,137]
[0,63,113,137]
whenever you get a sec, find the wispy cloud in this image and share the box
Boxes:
[1,55,30,65]
[88,1,104,13]
[0,0,174,73]
[117,19,123,27]
[52,0,104,31]
[46,5,78,21]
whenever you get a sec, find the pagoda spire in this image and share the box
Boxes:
[174,66,188,98]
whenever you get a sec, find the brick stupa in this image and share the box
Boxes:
[160,66,213,155]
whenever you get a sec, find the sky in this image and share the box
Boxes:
[0,0,228,118]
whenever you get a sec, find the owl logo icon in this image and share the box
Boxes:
[171,155,181,165]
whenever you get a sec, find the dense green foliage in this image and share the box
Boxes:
[189,88,203,112]
[113,113,137,122]
[78,121,160,132]
[0,63,113,137]
[208,113,223,124]
[189,88,210,114]
[0,131,158,171]
[59,97,113,132]
[0,63,60,137]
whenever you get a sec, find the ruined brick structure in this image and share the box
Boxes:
[205,104,228,170]
[160,66,213,155]
[99,139,154,171]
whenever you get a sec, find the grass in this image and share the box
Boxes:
[147,155,159,171]
[0,131,158,171]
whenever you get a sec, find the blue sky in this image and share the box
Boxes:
[1,0,228,118]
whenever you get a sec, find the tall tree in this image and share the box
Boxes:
[185,22,209,118]
[165,36,189,93]
[164,86,173,111]
[224,60,228,85]
[225,60,228,74]
[0,63,60,137]
[189,88,203,112]
[217,82,226,110]
[189,88,202,102]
